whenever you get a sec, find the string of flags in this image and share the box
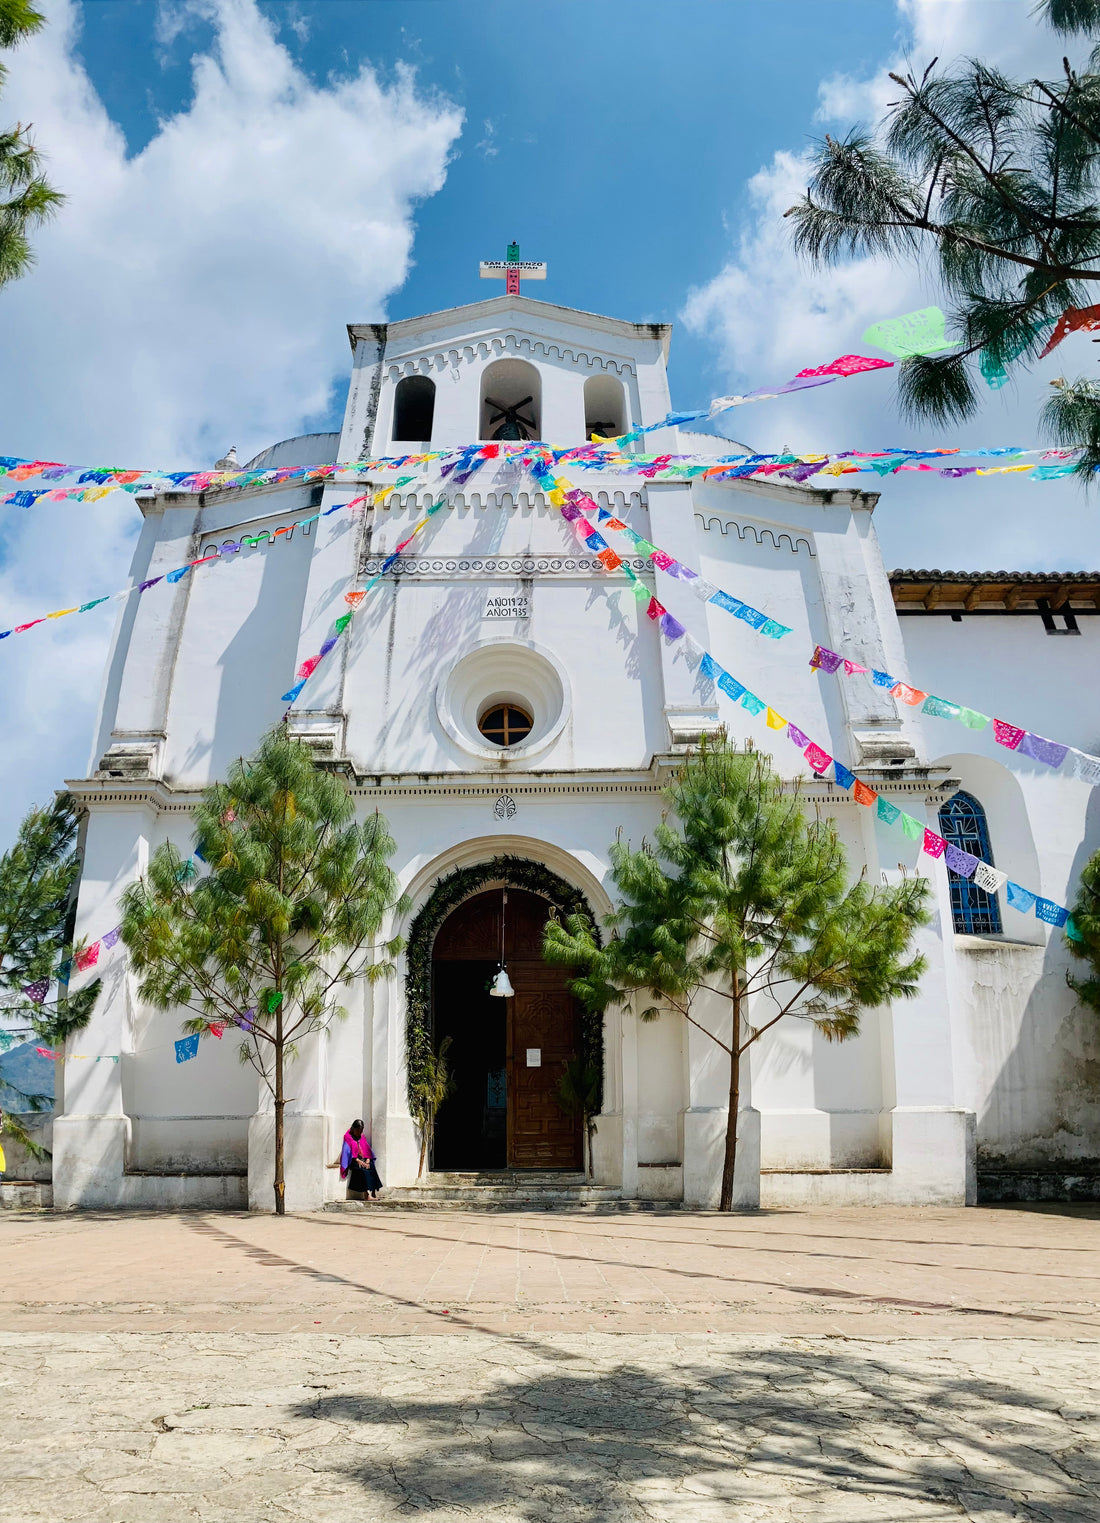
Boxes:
[4,436,1094,805]
[8,291,1100,503]
[0,349,894,506]
[279,494,446,706]
[808,646,1100,788]
[21,924,122,1005]
[583,551,1081,938]
[2,439,1093,508]
[512,451,1100,796]
[0,489,373,644]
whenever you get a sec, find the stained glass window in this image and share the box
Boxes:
[939,791,1003,935]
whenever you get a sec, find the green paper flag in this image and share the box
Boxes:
[958,708,990,729]
[899,813,924,841]
[267,990,284,1013]
[333,614,352,635]
[862,306,954,358]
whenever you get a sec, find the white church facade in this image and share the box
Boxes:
[49,293,1100,1211]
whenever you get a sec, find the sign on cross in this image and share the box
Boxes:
[480,240,546,295]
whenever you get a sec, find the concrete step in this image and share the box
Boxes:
[327,1194,681,1214]
[325,1172,687,1213]
[0,1180,52,1210]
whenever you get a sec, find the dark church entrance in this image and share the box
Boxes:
[430,886,583,1171]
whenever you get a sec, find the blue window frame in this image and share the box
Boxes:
[938,792,1003,935]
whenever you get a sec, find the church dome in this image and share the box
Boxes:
[242,432,340,471]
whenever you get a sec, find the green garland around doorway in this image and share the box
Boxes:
[404,855,603,1116]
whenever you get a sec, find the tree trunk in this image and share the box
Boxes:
[274,1022,286,1216]
[417,1124,428,1179]
[719,984,742,1212]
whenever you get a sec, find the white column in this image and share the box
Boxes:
[52,804,152,1208]
[247,1026,329,1213]
[883,796,977,1205]
[681,993,759,1209]
[620,1006,639,1198]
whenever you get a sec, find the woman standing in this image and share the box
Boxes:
[340,1119,382,1201]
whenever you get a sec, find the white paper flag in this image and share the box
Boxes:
[1068,749,1100,787]
[972,861,1007,894]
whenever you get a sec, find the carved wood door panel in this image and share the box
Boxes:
[507,967,583,1170]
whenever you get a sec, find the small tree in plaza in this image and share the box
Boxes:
[0,795,98,1157]
[120,728,409,1215]
[544,740,930,1212]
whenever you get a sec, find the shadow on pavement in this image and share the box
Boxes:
[287,1343,1097,1521]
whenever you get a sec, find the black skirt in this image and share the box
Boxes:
[348,1158,382,1195]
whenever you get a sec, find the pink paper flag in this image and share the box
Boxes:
[993,719,1025,751]
[922,829,947,858]
[76,942,100,971]
[804,742,833,774]
[794,354,894,379]
[843,659,869,675]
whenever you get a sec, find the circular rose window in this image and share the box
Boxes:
[435,640,569,763]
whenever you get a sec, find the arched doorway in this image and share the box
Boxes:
[431,887,583,1171]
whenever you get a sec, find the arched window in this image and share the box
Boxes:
[480,358,541,441]
[584,375,625,441]
[392,375,436,443]
[939,791,1003,935]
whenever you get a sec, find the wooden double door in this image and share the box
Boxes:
[431,887,583,1171]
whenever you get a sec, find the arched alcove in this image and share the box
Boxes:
[584,374,626,440]
[392,375,436,443]
[479,358,542,441]
[403,855,602,1171]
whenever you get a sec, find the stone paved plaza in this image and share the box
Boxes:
[1,1205,1098,1520]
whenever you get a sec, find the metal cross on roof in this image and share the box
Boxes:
[479,240,547,295]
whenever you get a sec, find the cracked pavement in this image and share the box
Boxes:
[1,1205,1098,1520]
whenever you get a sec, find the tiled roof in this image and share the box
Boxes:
[889,569,1100,611]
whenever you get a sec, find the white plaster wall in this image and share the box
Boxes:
[901,614,1100,1170]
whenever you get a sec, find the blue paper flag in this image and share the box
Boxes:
[1034,897,1069,927]
[1006,881,1036,914]
[833,762,856,789]
[175,1034,200,1063]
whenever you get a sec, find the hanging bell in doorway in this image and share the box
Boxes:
[489,965,514,998]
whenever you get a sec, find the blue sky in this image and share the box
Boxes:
[0,0,1097,836]
[73,0,902,419]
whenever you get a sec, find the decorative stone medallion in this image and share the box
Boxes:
[493,795,517,821]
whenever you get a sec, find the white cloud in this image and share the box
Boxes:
[682,0,1100,577]
[0,0,462,840]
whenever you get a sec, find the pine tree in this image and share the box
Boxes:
[544,741,930,1211]
[1065,849,1100,1010]
[0,1,63,288]
[0,794,97,1157]
[786,0,1100,468]
[120,728,409,1214]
